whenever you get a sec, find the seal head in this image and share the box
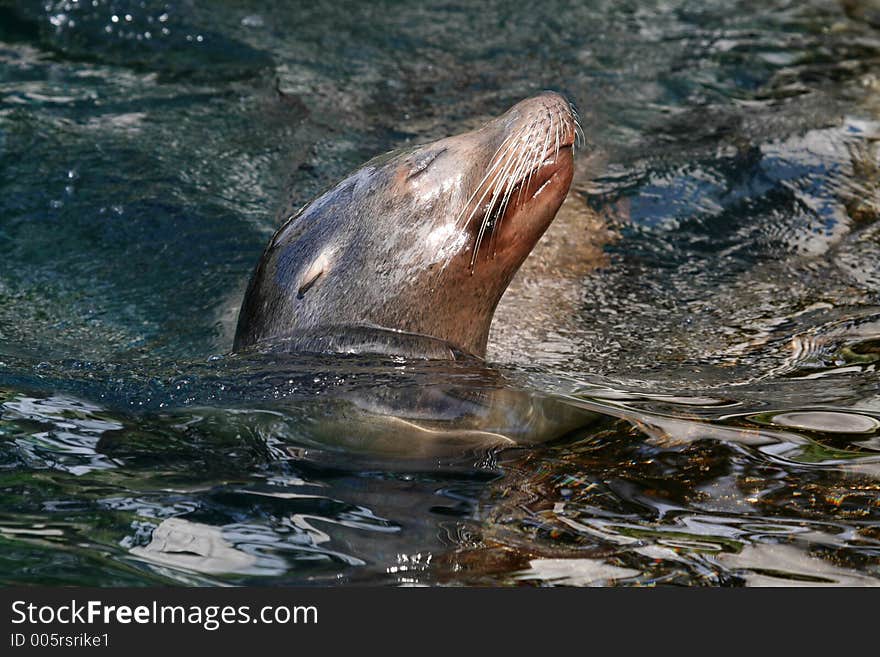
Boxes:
[234,92,579,358]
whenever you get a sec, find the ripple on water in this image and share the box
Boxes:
[0,393,122,475]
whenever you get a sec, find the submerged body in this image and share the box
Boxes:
[234,93,579,358]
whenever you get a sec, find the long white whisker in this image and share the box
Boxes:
[499,122,537,212]
[464,136,530,265]
[554,109,560,162]
[466,131,526,222]
[505,113,552,240]
[522,134,541,208]
[568,101,585,149]
[457,133,529,253]
[471,129,534,267]
[513,131,541,210]
[491,130,536,255]
[528,111,553,192]
[456,127,524,227]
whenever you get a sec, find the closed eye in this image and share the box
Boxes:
[407,147,447,180]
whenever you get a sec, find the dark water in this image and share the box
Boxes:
[1,0,879,586]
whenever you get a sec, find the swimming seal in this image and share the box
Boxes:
[234,92,580,359]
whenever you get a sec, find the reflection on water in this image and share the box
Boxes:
[0,0,879,585]
[1,361,877,586]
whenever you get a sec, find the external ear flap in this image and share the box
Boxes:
[297,252,330,299]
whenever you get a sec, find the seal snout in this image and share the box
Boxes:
[507,92,581,153]
[460,92,580,267]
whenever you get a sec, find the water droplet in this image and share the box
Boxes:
[241,15,265,28]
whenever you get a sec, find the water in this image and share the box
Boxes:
[1,0,878,586]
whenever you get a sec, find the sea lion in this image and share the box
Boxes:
[233,92,580,359]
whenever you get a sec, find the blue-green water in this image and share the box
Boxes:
[0,0,878,586]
